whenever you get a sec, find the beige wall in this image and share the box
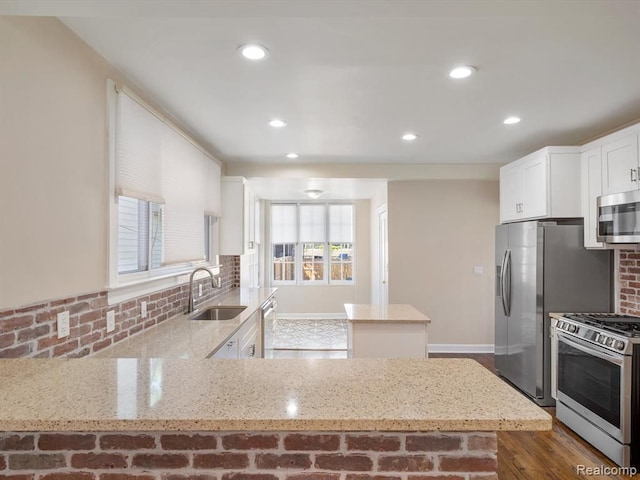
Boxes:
[387,180,499,347]
[0,17,113,309]
[274,200,371,315]
[0,17,214,310]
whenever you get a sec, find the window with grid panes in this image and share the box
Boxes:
[270,203,354,285]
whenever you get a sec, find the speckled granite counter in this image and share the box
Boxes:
[344,303,431,323]
[93,287,277,359]
[0,358,549,477]
[0,358,549,432]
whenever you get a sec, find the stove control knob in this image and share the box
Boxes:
[614,340,625,351]
[568,324,578,333]
[558,321,564,329]
[606,337,615,347]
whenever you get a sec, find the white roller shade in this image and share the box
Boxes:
[115,94,164,203]
[271,204,297,243]
[162,124,205,265]
[202,153,221,216]
[329,204,354,242]
[299,204,326,242]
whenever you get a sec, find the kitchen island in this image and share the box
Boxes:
[0,357,550,478]
[345,303,431,358]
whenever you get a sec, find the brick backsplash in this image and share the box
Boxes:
[617,251,640,315]
[0,256,240,359]
[0,431,498,479]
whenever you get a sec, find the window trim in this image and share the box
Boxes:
[269,201,356,287]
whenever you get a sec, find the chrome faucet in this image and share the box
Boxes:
[187,267,220,314]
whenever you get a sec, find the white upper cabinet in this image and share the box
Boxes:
[601,134,640,195]
[581,147,604,249]
[219,177,260,255]
[499,146,581,224]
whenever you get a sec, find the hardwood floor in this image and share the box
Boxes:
[430,353,637,480]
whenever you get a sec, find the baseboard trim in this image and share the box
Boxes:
[429,344,495,354]
[277,313,348,320]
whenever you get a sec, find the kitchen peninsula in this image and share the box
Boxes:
[0,357,550,478]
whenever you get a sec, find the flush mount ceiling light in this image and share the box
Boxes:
[238,44,270,61]
[402,133,419,141]
[305,189,323,199]
[504,116,521,125]
[449,66,477,79]
[285,152,299,159]
[269,119,287,128]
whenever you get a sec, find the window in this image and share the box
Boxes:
[117,197,164,274]
[110,84,221,283]
[270,203,354,285]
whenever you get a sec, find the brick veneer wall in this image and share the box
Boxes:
[618,251,640,315]
[0,256,241,359]
[0,431,498,480]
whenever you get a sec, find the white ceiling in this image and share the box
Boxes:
[249,177,387,201]
[3,0,640,173]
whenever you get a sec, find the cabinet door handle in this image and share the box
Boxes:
[631,168,637,182]
[249,344,256,357]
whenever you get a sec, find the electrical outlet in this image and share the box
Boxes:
[106,310,115,333]
[199,284,203,297]
[141,301,147,319]
[57,311,70,339]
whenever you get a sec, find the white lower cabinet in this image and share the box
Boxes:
[211,310,262,359]
[238,311,261,359]
[211,338,239,359]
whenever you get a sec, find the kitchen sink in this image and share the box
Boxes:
[190,306,247,321]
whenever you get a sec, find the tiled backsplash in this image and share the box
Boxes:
[0,256,240,359]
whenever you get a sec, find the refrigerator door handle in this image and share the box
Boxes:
[500,249,509,316]
[502,249,512,317]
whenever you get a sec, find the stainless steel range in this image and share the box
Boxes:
[555,313,640,468]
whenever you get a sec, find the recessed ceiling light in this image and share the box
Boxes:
[402,133,419,141]
[238,44,270,61]
[449,66,476,79]
[269,119,287,128]
[503,116,521,125]
[305,189,323,199]
[285,153,299,159]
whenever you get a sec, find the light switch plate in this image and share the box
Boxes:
[57,311,70,339]
[141,301,147,319]
[473,266,484,276]
[106,310,115,333]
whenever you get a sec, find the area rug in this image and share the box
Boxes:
[265,318,348,350]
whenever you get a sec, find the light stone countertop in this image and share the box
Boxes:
[344,303,431,323]
[94,288,277,359]
[0,358,550,432]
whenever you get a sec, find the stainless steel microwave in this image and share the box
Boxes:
[598,190,640,243]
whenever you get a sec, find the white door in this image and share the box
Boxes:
[378,206,388,305]
[602,134,639,195]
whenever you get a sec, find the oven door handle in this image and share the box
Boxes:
[556,331,625,366]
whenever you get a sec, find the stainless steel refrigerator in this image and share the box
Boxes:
[495,220,611,406]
